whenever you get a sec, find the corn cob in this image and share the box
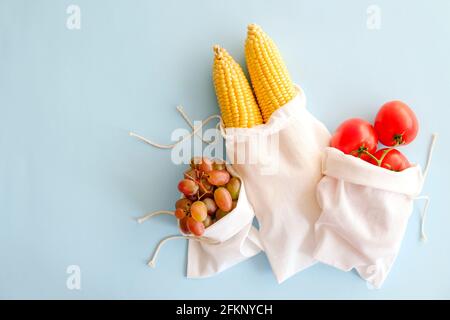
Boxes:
[213,45,263,128]
[245,24,296,122]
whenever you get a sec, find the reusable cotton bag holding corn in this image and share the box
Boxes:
[213,25,330,283]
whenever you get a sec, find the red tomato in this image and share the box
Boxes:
[368,148,410,171]
[330,118,378,161]
[374,101,419,146]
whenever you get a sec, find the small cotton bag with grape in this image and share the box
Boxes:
[131,122,263,278]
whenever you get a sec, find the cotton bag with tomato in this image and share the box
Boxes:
[314,99,436,288]
[330,100,418,171]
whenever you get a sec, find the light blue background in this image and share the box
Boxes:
[1,0,449,299]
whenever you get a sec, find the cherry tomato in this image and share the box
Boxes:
[330,118,378,161]
[368,148,410,172]
[374,101,419,146]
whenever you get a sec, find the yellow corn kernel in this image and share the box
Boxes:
[213,45,263,128]
[245,24,296,122]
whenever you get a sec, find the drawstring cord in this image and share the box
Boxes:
[136,209,221,268]
[415,133,438,242]
[176,105,216,144]
[422,133,438,180]
[148,235,220,268]
[136,210,174,224]
[129,106,222,149]
[130,106,223,268]
[415,196,430,242]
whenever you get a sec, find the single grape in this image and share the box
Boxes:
[184,168,198,180]
[212,160,226,171]
[226,177,241,200]
[175,198,192,211]
[187,217,205,236]
[231,200,237,210]
[174,208,186,219]
[203,215,213,228]
[190,201,207,222]
[215,209,229,220]
[202,193,215,201]
[214,187,232,212]
[207,170,230,186]
[190,156,202,169]
[198,158,214,173]
[179,217,190,234]
[199,177,214,193]
[203,198,217,216]
[186,194,198,201]
[178,179,199,196]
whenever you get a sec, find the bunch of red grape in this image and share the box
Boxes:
[175,157,241,236]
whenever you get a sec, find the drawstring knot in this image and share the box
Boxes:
[129,105,222,149]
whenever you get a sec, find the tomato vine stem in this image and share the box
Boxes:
[362,148,394,167]
[362,150,379,164]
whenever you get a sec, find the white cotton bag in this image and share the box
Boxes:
[222,87,331,283]
[131,107,263,278]
[185,165,262,278]
[314,145,434,288]
[145,165,263,278]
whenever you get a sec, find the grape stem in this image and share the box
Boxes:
[197,172,209,193]
[184,168,200,181]
[184,169,213,199]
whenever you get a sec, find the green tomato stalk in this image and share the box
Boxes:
[363,148,394,167]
